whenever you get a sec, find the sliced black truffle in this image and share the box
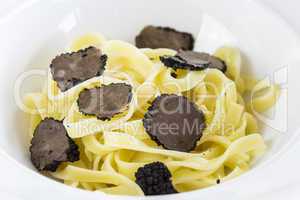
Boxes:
[160,50,227,72]
[77,83,132,120]
[30,118,80,172]
[135,162,177,195]
[143,94,206,152]
[135,26,194,50]
[50,46,107,92]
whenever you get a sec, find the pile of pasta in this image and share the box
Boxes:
[24,34,279,195]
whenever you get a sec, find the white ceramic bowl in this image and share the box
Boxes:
[1,0,300,199]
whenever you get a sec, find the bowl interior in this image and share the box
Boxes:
[1,0,300,199]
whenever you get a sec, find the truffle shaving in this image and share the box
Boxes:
[160,50,227,72]
[135,26,194,50]
[143,94,206,152]
[30,118,80,172]
[77,83,133,120]
[50,46,107,92]
[135,162,178,195]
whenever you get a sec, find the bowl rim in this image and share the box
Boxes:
[1,0,300,199]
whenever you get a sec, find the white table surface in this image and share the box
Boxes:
[0,0,300,199]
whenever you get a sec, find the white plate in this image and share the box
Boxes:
[0,0,300,199]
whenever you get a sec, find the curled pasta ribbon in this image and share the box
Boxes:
[200,69,238,136]
[141,48,177,61]
[248,78,280,113]
[102,40,155,83]
[70,33,107,51]
[24,92,49,117]
[156,68,206,94]
[134,63,163,113]
[51,164,143,196]
[214,46,245,93]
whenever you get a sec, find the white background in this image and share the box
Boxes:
[0,0,299,199]
[1,0,299,33]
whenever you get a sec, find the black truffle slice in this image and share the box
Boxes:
[135,26,194,51]
[30,118,80,172]
[77,83,133,120]
[135,162,178,195]
[143,94,206,152]
[50,46,107,92]
[160,50,227,72]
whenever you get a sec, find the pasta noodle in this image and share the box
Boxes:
[23,33,279,196]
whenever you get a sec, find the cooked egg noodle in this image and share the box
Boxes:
[23,34,279,196]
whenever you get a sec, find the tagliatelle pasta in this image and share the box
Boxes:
[23,33,279,196]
